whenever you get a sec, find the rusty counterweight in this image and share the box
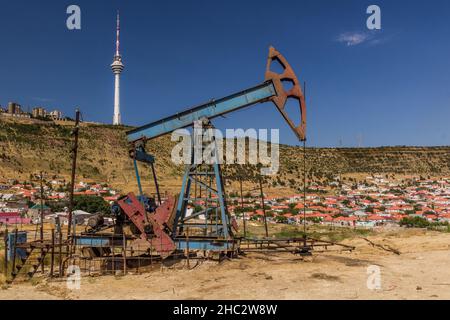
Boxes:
[265,46,307,141]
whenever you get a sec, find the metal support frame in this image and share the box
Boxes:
[120,47,306,257]
[173,120,232,240]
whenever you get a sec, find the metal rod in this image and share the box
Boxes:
[194,172,198,202]
[159,233,163,273]
[149,240,153,268]
[150,162,162,205]
[11,228,17,279]
[39,171,45,273]
[133,159,150,225]
[303,81,307,235]
[58,230,63,277]
[209,174,212,235]
[39,172,44,242]
[199,172,202,202]
[133,159,144,199]
[4,228,8,279]
[136,250,141,274]
[303,140,307,234]
[122,232,127,275]
[240,179,247,238]
[67,109,80,242]
[259,178,269,238]
[186,228,190,269]
[111,234,115,275]
[50,229,55,277]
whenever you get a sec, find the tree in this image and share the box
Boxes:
[266,211,274,218]
[47,200,68,213]
[73,195,110,215]
[365,206,374,213]
[399,216,429,228]
[275,216,288,223]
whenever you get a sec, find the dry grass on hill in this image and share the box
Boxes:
[1,119,450,196]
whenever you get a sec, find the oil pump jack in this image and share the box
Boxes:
[78,47,307,259]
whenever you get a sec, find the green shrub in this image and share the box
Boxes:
[400,216,429,228]
[74,195,110,215]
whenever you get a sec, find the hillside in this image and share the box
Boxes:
[1,119,450,195]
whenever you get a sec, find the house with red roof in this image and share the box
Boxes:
[0,212,31,225]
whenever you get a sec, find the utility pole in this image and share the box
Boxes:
[4,229,8,279]
[303,141,307,234]
[32,171,47,273]
[302,80,308,236]
[39,172,44,242]
[258,178,269,238]
[240,179,247,238]
[67,109,80,241]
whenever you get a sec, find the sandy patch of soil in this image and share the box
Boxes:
[1,229,450,300]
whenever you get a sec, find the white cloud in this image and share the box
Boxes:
[336,32,371,46]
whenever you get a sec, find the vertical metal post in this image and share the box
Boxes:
[259,178,269,238]
[58,230,63,277]
[194,172,198,202]
[4,229,8,279]
[303,140,307,234]
[11,228,17,278]
[140,244,143,274]
[72,215,76,245]
[50,229,55,277]
[39,172,44,242]
[199,173,202,203]
[122,233,127,275]
[213,162,229,238]
[159,235,163,273]
[209,174,214,235]
[240,179,247,238]
[174,164,191,236]
[67,109,80,240]
[39,172,45,273]
[302,81,307,235]
[149,240,152,269]
[186,228,190,269]
[111,235,115,275]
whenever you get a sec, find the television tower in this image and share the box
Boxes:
[111,11,124,125]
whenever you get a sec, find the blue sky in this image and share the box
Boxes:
[1,0,450,147]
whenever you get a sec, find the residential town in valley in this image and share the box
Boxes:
[1,174,449,231]
[0,178,120,229]
[228,175,450,230]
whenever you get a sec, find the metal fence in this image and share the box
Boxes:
[1,225,204,282]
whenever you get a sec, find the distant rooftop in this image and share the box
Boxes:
[30,204,50,210]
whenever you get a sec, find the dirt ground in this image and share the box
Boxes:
[1,228,450,300]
